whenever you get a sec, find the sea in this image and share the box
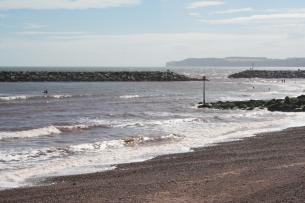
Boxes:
[1,66,305,190]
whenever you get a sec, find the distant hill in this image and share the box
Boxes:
[166,57,305,67]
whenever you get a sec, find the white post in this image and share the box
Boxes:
[203,76,206,105]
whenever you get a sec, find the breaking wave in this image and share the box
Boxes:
[0,122,112,141]
[0,95,28,101]
[0,115,227,141]
[119,95,140,99]
[0,134,182,163]
[0,94,73,101]
[0,126,61,140]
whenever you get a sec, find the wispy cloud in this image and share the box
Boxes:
[188,1,225,9]
[214,7,253,14]
[213,8,305,15]
[188,12,202,18]
[24,23,47,29]
[0,0,140,10]
[202,12,305,25]
[17,31,87,36]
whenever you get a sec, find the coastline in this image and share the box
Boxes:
[1,127,305,202]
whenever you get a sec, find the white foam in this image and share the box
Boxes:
[0,126,61,140]
[0,95,28,101]
[83,116,227,130]
[69,139,124,152]
[1,110,296,142]
[0,138,190,190]
[0,134,182,164]
[51,95,73,99]
[0,120,113,141]
[0,94,73,101]
[57,123,110,131]
[119,95,140,99]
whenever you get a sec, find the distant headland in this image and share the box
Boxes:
[166,57,305,67]
[0,71,200,82]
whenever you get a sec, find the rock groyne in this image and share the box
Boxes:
[0,71,200,82]
[198,95,305,112]
[229,70,305,78]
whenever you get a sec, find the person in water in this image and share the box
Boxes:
[43,89,48,95]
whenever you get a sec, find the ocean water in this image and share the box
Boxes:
[1,67,305,189]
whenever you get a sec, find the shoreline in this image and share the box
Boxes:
[1,126,305,202]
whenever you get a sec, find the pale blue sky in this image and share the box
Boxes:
[1,0,305,66]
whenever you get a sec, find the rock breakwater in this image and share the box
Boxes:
[198,95,305,112]
[0,71,199,82]
[229,70,305,78]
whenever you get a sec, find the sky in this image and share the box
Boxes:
[1,0,305,66]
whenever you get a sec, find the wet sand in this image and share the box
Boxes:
[1,127,305,203]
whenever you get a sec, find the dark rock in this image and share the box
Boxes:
[198,104,211,108]
[199,95,305,112]
[229,70,305,79]
[0,71,201,82]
